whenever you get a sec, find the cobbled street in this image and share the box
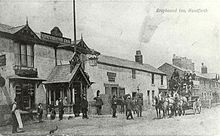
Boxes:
[0,106,220,136]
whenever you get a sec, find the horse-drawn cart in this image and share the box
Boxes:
[185,95,201,114]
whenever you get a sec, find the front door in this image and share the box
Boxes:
[72,82,82,115]
[15,82,35,110]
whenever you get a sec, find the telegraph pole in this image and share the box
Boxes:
[73,0,77,53]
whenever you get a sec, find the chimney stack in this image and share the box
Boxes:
[201,63,207,74]
[135,50,143,64]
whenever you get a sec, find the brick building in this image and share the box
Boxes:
[158,60,220,108]
[172,54,195,71]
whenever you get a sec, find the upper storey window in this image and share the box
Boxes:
[15,42,34,68]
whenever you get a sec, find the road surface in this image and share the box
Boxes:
[0,105,220,135]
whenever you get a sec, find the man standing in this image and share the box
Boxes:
[11,98,18,133]
[111,95,117,118]
[126,96,134,120]
[58,98,64,121]
[81,95,89,119]
[137,96,143,117]
[94,90,103,115]
[37,103,43,122]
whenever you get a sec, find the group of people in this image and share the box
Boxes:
[169,69,196,97]
[11,98,43,133]
[111,94,143,119]
[50,95,89,120]
[93,90,144,120]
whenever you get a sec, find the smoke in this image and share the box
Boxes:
[139,0,169,44]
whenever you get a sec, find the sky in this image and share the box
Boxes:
[0,0,220,74]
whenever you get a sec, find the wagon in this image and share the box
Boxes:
[185,95,201,114]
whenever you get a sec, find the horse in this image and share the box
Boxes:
[176,96,188,116]
[153,96,163,119]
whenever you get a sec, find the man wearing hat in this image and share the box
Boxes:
[81,95,89,119]
[126,96,134,120]
[94,90,103,115]
[111,95,118,118]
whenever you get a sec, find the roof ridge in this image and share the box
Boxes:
[100,54,157,67]
[10,25,25,29]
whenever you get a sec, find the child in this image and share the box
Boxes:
[37,103,43,122]
[50,107,56,120]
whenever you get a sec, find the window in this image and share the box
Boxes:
[161,75,163,85]
[132,69,136,79]
[119,88,125,96]
[107,72,116,82]
[132,92,137,98]
[151,73,154,84]
[147,90,150,105]
[152,90,155,99]
[15,42,34,67]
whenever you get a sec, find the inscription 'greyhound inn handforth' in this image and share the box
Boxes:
[40,32,71,44]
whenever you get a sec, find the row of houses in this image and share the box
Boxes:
[0,22,219,125]
[0,22,167,125]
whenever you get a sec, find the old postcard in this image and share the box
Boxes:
[0,0,219,135]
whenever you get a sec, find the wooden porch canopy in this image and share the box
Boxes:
[43,63,90,85]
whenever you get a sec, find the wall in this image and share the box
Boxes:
[56,48,73,65]
[0,37,16,125]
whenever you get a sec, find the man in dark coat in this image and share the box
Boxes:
[94,90,103,115]
[137,96,143,117]
[58,98,64,121]
[126,96,134,120]
[111,95,117,118]
[37,103,43,122]
[81,95,89,119]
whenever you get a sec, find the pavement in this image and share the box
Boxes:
[0,106,220,136]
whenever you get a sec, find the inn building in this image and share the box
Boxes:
[0,22,167,125]
[0,22,98,125]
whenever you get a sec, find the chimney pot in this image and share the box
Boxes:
[135,50,143,64]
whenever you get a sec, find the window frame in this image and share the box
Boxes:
[161,75,163,85]
[15,42,34,68]
[151,73,155,84]
[132,69,136,79]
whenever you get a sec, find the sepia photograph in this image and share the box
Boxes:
[0,0,220,135]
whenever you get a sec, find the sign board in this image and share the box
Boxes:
[0,55,6,66]
[40,32,71,44]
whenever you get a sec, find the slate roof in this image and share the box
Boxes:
[98,55,165,75]
[160,63,217,79]
[0,23,25,34]
[44,64,80,84]
[8,75,46,81]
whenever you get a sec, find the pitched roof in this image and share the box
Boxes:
[98,55,165,75]
[0,23,25,34]
[44,64,80,84]
[160,63,214,79]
